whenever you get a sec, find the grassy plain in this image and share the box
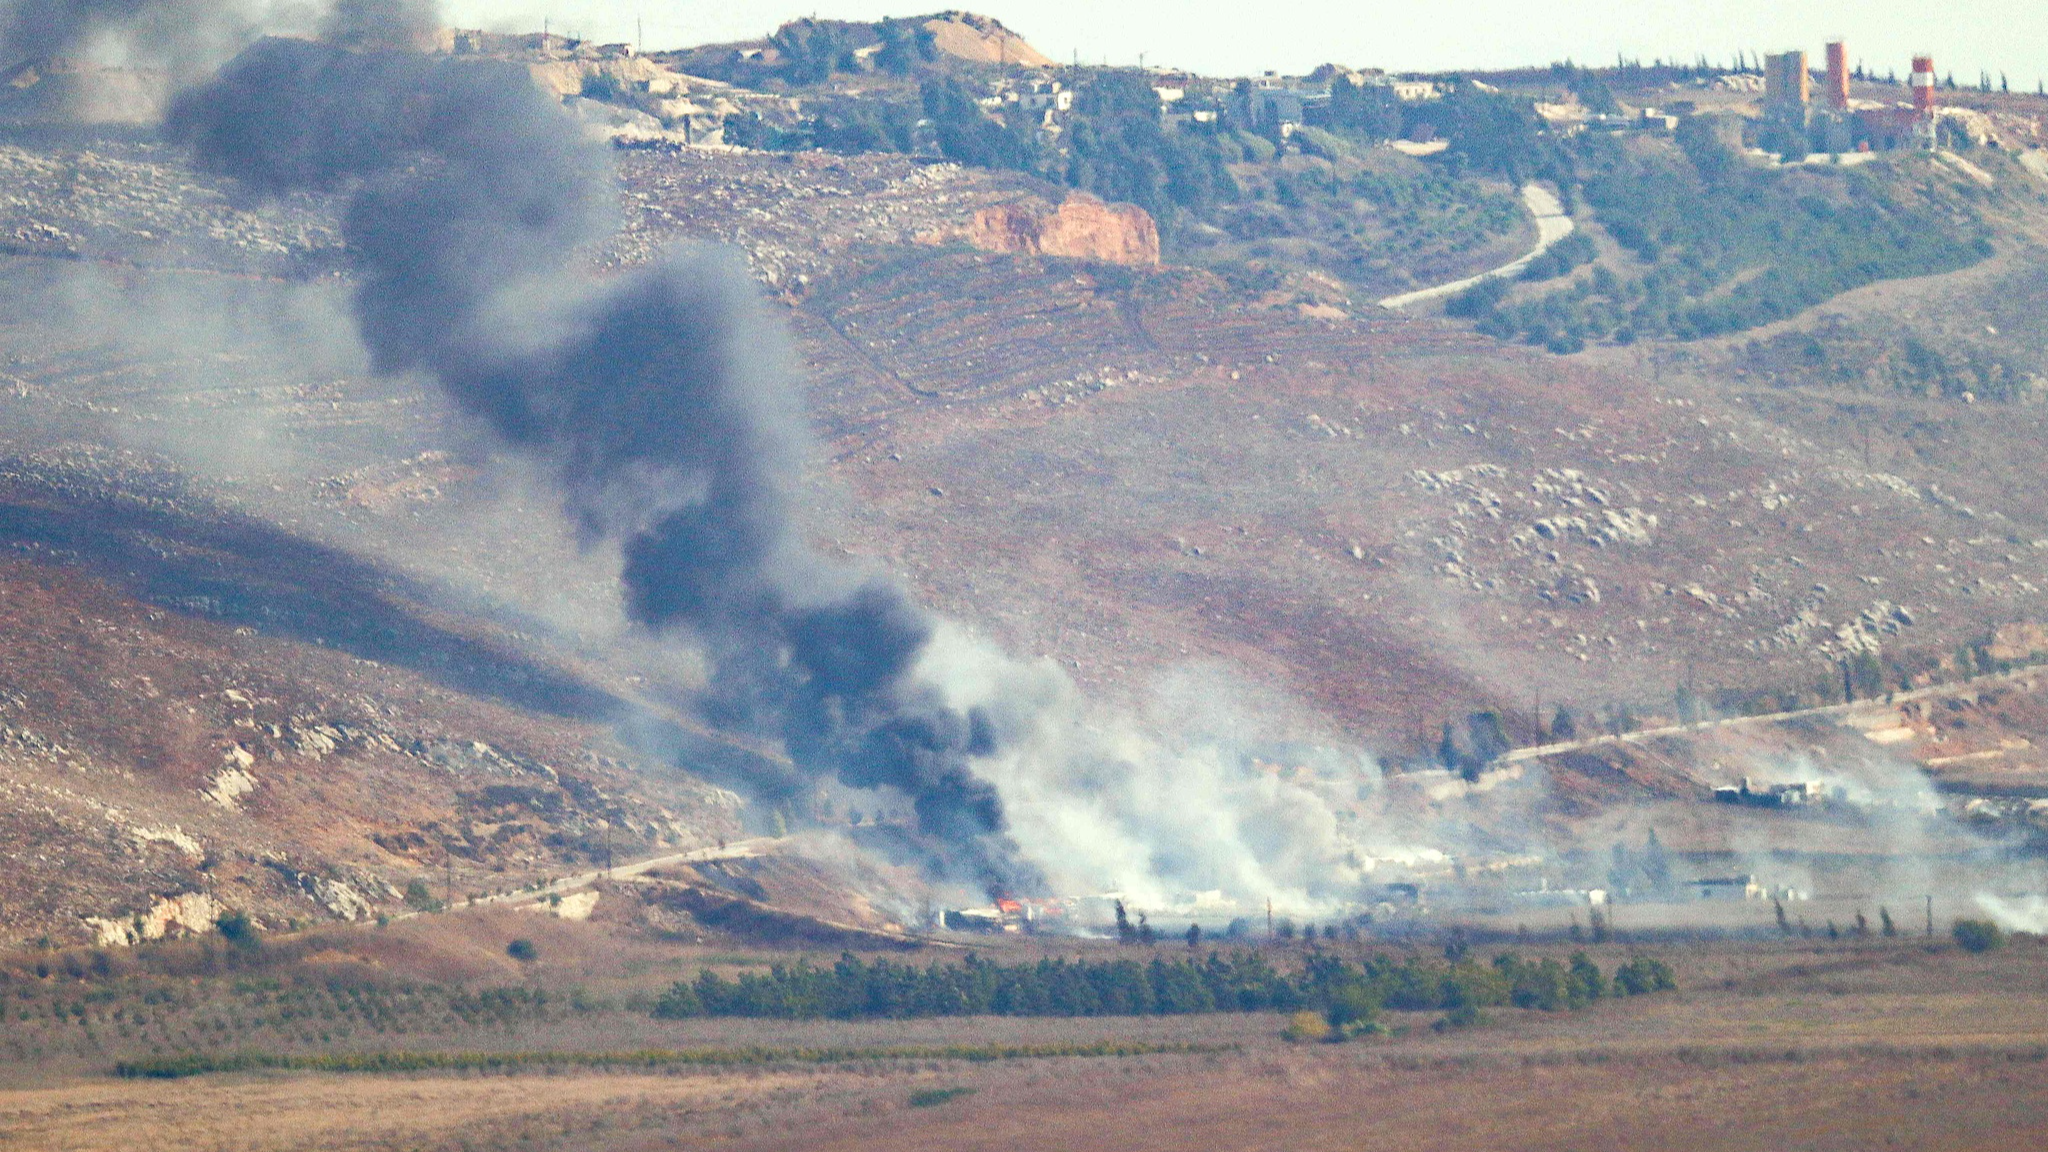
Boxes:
[4,914,2048,1150]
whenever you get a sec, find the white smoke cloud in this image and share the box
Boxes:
[1975,893,2048,933]
[914,623,1454,915]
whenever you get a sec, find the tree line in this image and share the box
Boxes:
[1453,125,1995,353]
[650,949,1676,1023]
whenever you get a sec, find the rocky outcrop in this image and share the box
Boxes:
[83,891,221,947]
[968,193,1160,267]
[1990,621,2048,662]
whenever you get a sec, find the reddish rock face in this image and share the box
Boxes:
[969,193,1160,266]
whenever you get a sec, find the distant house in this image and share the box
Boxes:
[1713,777,1826,808]
[1017,80,1072,113]
[1694,875,1766,900]
[1229,80,1331,135]
[942,906,1008,932]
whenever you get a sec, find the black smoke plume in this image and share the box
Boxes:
[0,0,267,76]
[164,33,1037,894]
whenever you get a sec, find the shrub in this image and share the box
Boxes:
[1445,275,1510,319]
[1322,983,1379,1036]
[506,939,537,962]
[908,1086,977,1108]
[214,911,258,950]
[1437,1002,1487,1029]
[1290,125,1354,162]
[1519,229,1596,282]
[1282,1010,1332,1043]
[403,879,441,912]
[1953,919,2007,953]
[1612,956,1678,995]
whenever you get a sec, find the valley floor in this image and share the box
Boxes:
[5,930,2048,1150]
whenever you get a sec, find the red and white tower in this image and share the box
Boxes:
[1910,55,1937,114]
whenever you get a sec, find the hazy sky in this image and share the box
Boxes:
[440,1,2048,86]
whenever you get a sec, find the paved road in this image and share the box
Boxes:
[1378,183,1575,310]
[416,837,781,917]
[1497,664,2045,766]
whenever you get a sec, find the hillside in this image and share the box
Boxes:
[12,17,2048,1151]
[593,144,2048,741]
[1,37,2048,945]
[660,11,1052,85]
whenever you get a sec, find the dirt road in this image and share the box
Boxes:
[1378,183,1575,309]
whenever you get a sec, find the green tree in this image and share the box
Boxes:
[1675,681,1701,724]
[1953,918,2006,953]
[1407,83,1558,182]
[1567,952,1607,1005]
[1612,955,1677,995]
[873,17,936,74]
[921,78,1040,172]
[1075,70,1163,119]
[1321,75,1401,139]
[214,910,258,951]
[1641,828,1672,892]
[769,19,855,84]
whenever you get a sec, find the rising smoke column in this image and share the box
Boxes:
[0,0,285,77]
[164,32,1037,893]
[28,1,1392,916]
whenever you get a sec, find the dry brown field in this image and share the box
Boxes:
[5,924,2048,1151]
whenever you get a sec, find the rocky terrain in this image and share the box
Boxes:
[2,91,2048,943]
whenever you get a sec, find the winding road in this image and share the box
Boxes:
[1495,664,2046,767]
[1377,182,1575,310]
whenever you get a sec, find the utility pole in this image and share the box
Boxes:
[1267,898,1274,940]
[1926,894,1934,937]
